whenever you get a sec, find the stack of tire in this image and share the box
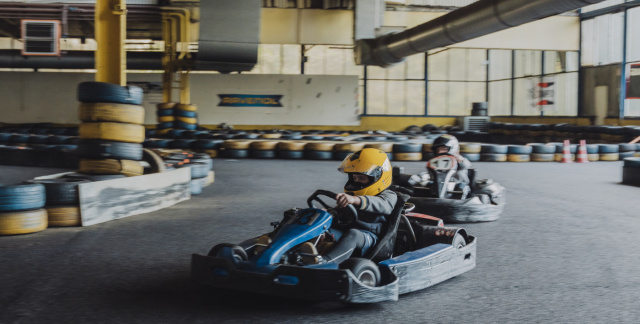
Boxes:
[598,144,619,161]
[333,142,365,161]
[480,144,508,162]
[77,82,145,178]
[392,142,423,161]
[527,143,556,162]
[506,145,532,162]
[156,102,177,136]
[0,183,47,235]
[460,143,481,162]
[276,141,307,159]
[619,143,637,160]
[174,104,198,130]
[622,157,640,186]
[28,178,88,227]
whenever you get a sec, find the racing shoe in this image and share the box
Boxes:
[300,242,326,265]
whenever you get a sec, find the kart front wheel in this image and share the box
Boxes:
[340,258,380,287]
[208,243,248,263]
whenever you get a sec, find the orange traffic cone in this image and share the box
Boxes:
[576,139,589,163]
[560,140,573,163]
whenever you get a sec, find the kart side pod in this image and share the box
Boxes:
[412,224,469,248]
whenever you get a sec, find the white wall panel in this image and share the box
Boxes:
[627,7,640,63]
[581,0,624,13]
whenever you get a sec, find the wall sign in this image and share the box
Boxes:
[218,94,283,107]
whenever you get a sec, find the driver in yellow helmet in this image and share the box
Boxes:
[301,148,398,264]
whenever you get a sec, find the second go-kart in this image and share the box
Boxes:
[392,154,506,223]
[191,190,476,303]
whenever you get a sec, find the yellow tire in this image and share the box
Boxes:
[250,141,279,150]
[259,133,282,139]
[531,153,555,162]
[0,209,48,235]
[193,149,218,158]
[555,153,575,162]
[599,153,619,161]
[507,154,531,162]
[78,159,144,177]
[222,140,253,150]
[79,102,145,124]
[157,102,177,110]
[334,142,366,152]
[47,206,81,227]
[364,142,394,153]
[588,153,600,161]
[393,152,423,161]
[422,143,433,152]
[157,116,175,123]
[460,143,482,154]
[156,128,172,135]
[176,116,198,124]
[176,103,197,112]
[79,122,146,143]
[276,141,307,151]
[305,142,335,152]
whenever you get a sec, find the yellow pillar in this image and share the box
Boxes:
[95,0,126,86]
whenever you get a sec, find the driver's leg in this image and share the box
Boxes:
[325,229,366,264]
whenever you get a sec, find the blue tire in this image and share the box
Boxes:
[77,82,144,105]
[276,150,304,159]
[0,183,46,212]
[174,121,197,130]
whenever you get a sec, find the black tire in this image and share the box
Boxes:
[175,121,197,130]
[507,145,533,154]
[304,150,334,160]
[339,258,380,287]
[222,149,249,159]
[461,153,481,162]
[77,82,144,105]
[28,178,89,206]
[452,233,467,249]
[529,144,556,154]
[77,139,143,161]
[276,150,304,159]
[250,150,276,159]
[207,243,248,262]
[392,143,423,153]
[598,144,618,154]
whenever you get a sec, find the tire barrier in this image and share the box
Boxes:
[77,82,144,105]
[79,102,145,124]
[393,152,423,161]
[392,143,423,153]
[174,120,197,130]
[304,150,333,160]
[259,133,282,139]
[334,142,365,153]
[305,142,335,152]
[222,149,249,159]
[77,140,143,161]
[507,154,531,162]
[555,153,575,162]
[0,208,48,235]
[599,153,619,161]
[78,159,144,177]
[619,151,635,159]
[176,103,198,112]
[156,109,174,117]
[223,140,253,150]
[250,141,279,151]
[364,142,393,153]
[28,178,89,206]
[175,109,197,118]
[529,144,556,154]
[47,206,81,227]
[481,153,507,162]
[250,150,276,159]
[277,150,305,159]
[459,143,481,154]
[461,153,481,162]
[507,145,533,155]
[531,153,555,162]
[0,183,46,212]
[598,144,619,154]
[276,141,307,151]
[79,122,145,143]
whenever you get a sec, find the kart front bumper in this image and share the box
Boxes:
[191,254,399,303]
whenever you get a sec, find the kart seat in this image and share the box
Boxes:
[365,192,409,263]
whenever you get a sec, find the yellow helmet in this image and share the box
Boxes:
[338,148,392,196]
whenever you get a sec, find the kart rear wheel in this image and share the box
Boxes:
[340,258,380,287]
[452,233,467,249]
[208,243,248,263]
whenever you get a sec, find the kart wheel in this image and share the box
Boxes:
[340,258,380,287]
[208,243,248,263]
[452,233,467,249]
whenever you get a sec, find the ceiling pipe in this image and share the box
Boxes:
[355,0,608,67]
[0,49,162,70]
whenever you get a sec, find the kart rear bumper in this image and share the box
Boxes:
[191,254,399,303]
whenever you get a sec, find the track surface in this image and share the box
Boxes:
[1,160,639,323]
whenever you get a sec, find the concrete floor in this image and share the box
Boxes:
[1,159,639,323]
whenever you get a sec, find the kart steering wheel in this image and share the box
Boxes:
[307,190,358,227]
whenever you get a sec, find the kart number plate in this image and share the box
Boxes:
[428,156,456,171]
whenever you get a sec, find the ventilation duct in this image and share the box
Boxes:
[355,0,608,67]
[0,50,162,70]
[193,0,261,73]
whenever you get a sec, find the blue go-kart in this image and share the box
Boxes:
[191,190,476,303]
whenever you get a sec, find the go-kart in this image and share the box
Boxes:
[391,154,506,223]
[191,190,476,303]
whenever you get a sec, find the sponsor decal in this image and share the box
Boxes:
[218,94,283,107]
